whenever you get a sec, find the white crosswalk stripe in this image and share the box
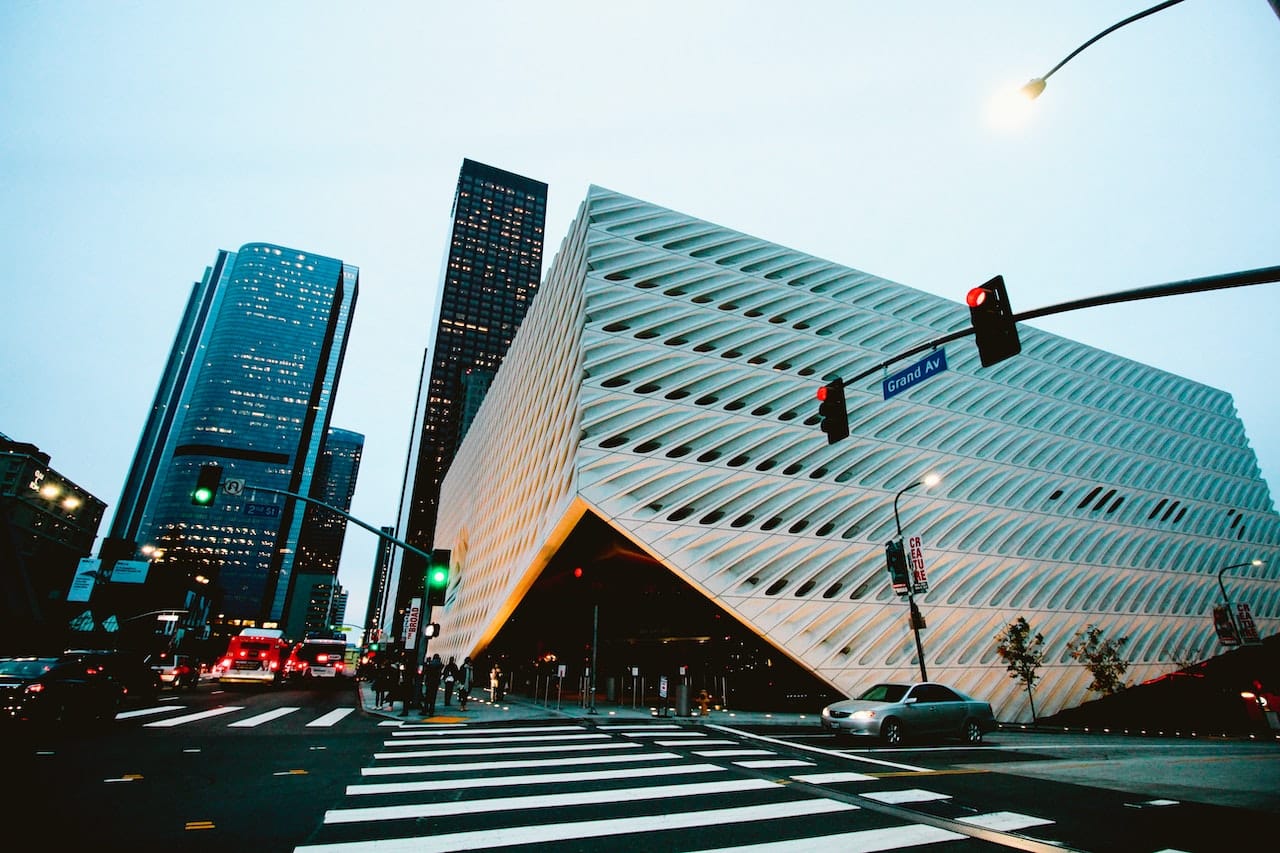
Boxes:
[120,703,361,729]
[230,707,301,727]
[144,706,245,727]
[361,750,681,778]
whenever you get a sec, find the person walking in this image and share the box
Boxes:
[374,658,395,708]
[457,656,474,710]
[422,653,444,716]
[490,662,504,702]
[442,656,459,706]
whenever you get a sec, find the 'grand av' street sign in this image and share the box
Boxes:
[883,349,948,400]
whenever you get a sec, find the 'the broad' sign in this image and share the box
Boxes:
[883,349,948,400]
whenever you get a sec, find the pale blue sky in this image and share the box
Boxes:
[3,1,1278,628]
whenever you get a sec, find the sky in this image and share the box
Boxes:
[3,1,1278,634]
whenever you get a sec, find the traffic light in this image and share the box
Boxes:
[423,623,440,639]
[885,538,909,595]
[966,275,1021,367]
[816,378,849,444]
[426,549,451,607]
[191,463,222,506]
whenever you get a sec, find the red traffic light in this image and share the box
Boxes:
[817,378,849,444]
[573,567,583,578]
[965,287,989,308]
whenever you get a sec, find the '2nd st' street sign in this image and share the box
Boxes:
[883,349,948,400]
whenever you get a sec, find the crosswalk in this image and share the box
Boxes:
[115,704,358,728]
[293,722,1063,852]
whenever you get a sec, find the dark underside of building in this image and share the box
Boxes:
[477,513,844,711]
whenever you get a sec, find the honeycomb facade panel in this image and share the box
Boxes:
[435,186,1280,722]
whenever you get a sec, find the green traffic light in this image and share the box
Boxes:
[429,568,447,587]
[193,486,214,505]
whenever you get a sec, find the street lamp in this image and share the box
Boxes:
[1218,559,1265,608]
[1020,0,1189,100]
[892,473,940,682]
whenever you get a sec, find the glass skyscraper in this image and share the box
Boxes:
[109,243,358,635]
[386,160,547,637]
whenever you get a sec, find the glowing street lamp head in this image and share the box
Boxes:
[1021,77,1047,100]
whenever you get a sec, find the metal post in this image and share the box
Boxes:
[895,481,929,682]
[587,604,598,714]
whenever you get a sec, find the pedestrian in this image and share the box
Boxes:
[442,655,459,706]
[490,662,504,702]
[457,656,474,710]
[422,653,444,715]
[374,658,395,708]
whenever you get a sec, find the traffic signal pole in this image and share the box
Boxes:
[842,265,1280,387]
[245,483,439,713]
[245,484,433,563]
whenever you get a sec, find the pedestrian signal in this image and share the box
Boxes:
[885,538,910,595]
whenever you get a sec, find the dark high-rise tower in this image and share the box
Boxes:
[282,426,363,637]
[109,243,358,637]
[386,160,547,636]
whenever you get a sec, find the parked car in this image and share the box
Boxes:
[59,649,160,703]
[0,656,124,725]
[820,681,996,745]
[149,652,198,689]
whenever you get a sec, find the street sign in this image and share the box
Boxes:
[223,477,246,496]
[883,349,948,400]
[403,597,421,650]
[1236,602,1262,645]
[908,535,929,594]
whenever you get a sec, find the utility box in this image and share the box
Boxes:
[674,683,691,716]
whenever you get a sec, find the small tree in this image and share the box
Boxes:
[994,616,1046,722]
[1067,624,1130,695]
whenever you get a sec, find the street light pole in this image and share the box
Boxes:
[1021,0,1190,99]
[892,475,939,682]
[1218,559,1265,608]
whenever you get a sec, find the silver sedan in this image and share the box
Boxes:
[821,681,996,745]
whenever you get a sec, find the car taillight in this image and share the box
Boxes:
[335,662,344,671]
[26,683,46,695]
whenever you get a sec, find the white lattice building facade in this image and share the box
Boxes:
[432,186,1279,721]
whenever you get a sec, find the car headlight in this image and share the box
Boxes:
[851,710,876,720]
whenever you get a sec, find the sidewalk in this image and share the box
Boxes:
[357,679,817,727]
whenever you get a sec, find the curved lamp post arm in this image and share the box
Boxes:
[1024,0,1189,97]
[893,481,923,537]
[1217,560,1264,606]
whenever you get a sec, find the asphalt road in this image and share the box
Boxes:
[3,679,1276,852]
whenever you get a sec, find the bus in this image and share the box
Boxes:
[214,628,290,686]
